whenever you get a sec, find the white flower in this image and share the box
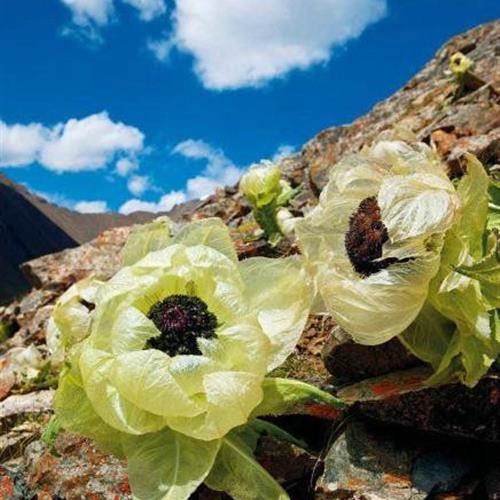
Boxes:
[296,138,461,345]
[239,161,282,208]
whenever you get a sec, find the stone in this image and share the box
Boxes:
[316,419,477,499]
[321,325,421,385]
[338,367,500,442]
[0,390,53,421]
[25,433,131,499]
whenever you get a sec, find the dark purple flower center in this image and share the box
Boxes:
[345,196,410,277]
[146,294,217,356]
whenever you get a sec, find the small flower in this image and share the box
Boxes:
[51,217,340,499]
[449,51,473,77]
[239,161,282,208]
[46,276,102,364]
[240,161,296,245]
[296,136,461,345]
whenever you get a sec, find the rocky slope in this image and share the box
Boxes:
[0,21,498,499]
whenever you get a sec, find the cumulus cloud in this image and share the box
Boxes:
[60,0,115,27]
[172,139,243,199]
[0,112,144,172]
[74,200,110,213]
[127,174,151,196]
[119,139,242,214]
[61,0,167,36]
[122,0,166,21]
[0,122,48,167]
[147,36,175,62]
[171,0,386,89]
[116,157,138,176]
[119,190,186,214]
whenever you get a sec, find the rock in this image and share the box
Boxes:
[321,326,421,385]
[316,419,476,499]
[21,226,132,290]
[0,465,32,499]
[0,390,53,421]
[255,436,318,498]
[338,367,500,442]
[0,422,42,462]
[25,433,131,499]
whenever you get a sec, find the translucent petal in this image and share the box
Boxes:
[108,350,204,417]
[122,429,220,500]
[169,355,219,396]
[108,306,159,355]
[122,217,171,267]
[240,257,313,370]
[379,173,460,243]
[173,217,238,263]
[216,323,271,375]
[79,347,167,435]
[167,371,263,441]
[54,368,125,458]
[319,254,441,345]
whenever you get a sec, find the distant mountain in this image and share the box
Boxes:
[0,173,154,303]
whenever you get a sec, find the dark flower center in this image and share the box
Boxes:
[345,196,409,277]
[146,294,217,356]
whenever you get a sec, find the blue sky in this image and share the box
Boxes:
[1,0,498,214]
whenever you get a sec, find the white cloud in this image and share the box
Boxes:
[60,0,115,27]
[119,138,241,214]
[127,174,151,196]
[119,190,186,214]
[28,186,109,214]
[0,122,48,167]
[172,0,386,89]
[0,112,144,172]
[74,200,110,213]
[172,139,243,198]
[116,157,138,176]
[147,36,175,62]
[272,144,296,161]
[122,0,166,21]
[59,0,166,39]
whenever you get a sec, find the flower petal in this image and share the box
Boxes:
[173,217,238,263]
[122,217,171,267]
[79,347,167,434]
[167,371,263,441]
[319,255,440,345]
[379,173,460,243]
[109,350,204,417]
[240,256,313,370]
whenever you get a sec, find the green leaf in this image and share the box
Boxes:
[122,217,171,266]
[488,180,500,230]
[400,302,455,370]
[248,419,308,449]
[414,155,500,387]
[122,429,220,500]
[251,378,345,419]
[455,154,489,258]
[205,433,289,500]
[41,416,61,456]
[456,231,500,307]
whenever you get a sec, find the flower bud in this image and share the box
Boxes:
[449,51,473,77]
[239,161,281,208]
